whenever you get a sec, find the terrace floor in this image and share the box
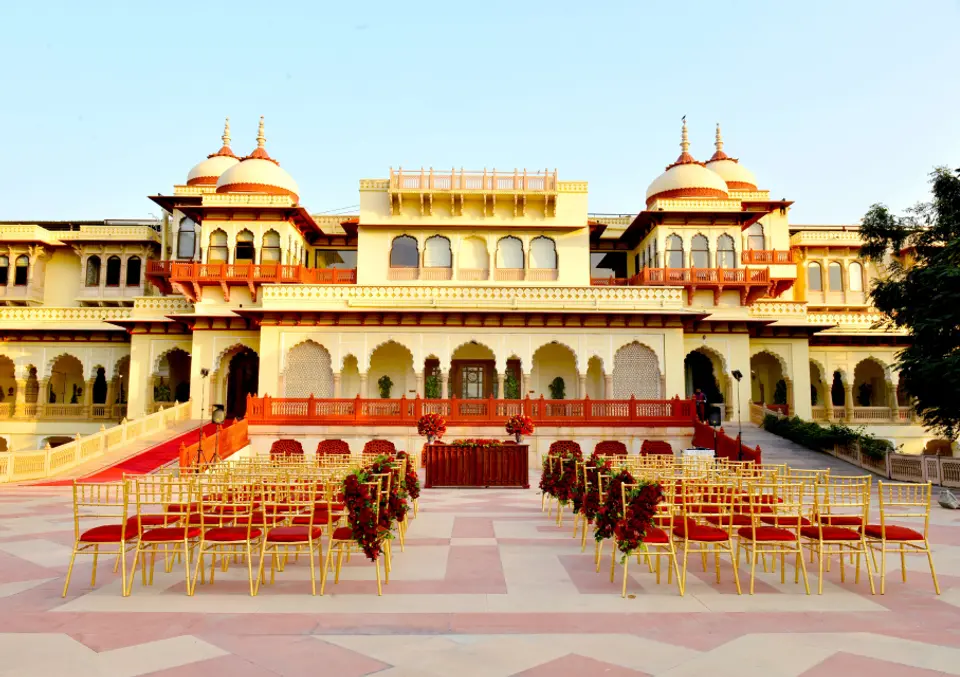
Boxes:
[1,462,959,676]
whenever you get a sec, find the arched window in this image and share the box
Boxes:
[717,234,736,268]
[848,261,864,292]
[691,234,710,268]
[261,230,281,263]
[496,236,524,269]
[0,256,7,286]
[828,261,843,291]
[390,235,419,267]
[807,262,822,291]
[125,256,141,286]
[745,223,764,251]
[423,235,452,267]
[530,236,557,268]
[666,234,684,268]
[235,230,255,262]
[208,230,228,262]
[105,256,122,286]
[177,218,196,259]
[85,255,101,287]
[13,256,28,286]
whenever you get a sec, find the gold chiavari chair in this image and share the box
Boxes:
[594,470,612,572]
[322,473,386,595]
[191,478,263,596]
[736,481,810,595]
[675,480,742,594]
[864,481,940,595]
[801,477,875,595]
[127,476,200,595]
[619,479,683,597]
[256,478,323,594]
[63,481,137,597]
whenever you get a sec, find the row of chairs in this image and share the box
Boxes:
[270,438,399,459]
[547,454,939,598]
[63,454,412,598]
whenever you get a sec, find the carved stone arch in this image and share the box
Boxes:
[283,339,333,398]
[613,341,662,398]
[365,338,414,373]
[854,355,892,381]
[808,357,828,384]
[44,352,85,381]
[213,341,259,375]
[530,338,578,372]
[88,363,106,380]
[153,346,191,375]
[109,354,131,382]
[750,348,791,379]
[339,352,359,372]
[447,339,497,373]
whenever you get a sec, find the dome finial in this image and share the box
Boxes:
[680,115,689,154]
[256,116,266,149]
[715,123,723,154]
[708,122,731,162]
[222,117,231,147]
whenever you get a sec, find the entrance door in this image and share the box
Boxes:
[226,348,259,419]
[459,364,486,399]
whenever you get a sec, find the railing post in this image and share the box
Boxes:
[73,432,82,465]
[399,394,407,423]
[354,394,361,423]
[629,395,636,422]
[583,395,591,422]
[487,393,495,422]
[263,394,272,422]
[307,394,315,421]
[414,394,422,420]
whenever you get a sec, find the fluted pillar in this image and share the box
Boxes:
[415,372,425,398]
[887,380,899,422]
[333,373,342,398]
[359,373,369,399]
[604,375,613,399]
[578,374,587,399]
[441,373,449,399]
[497,373,505,400]
[844,383,854,423]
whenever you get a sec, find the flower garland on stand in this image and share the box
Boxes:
[593,468,637,545]
[396,451,420,502]
[368,454,408,526]
[449,438,503,448]
[416,413,447,444]
[614,481,664,555]
[579,456,613,523]
[505,414,534,443]
[342,469,383,561]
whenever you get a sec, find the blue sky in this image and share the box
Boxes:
[1,0,958,223]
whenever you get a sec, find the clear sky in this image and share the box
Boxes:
[2,0,958,224]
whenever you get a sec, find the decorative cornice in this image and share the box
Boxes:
[200,193,296,207]
[790,231,863,247]
[0,306,132,323]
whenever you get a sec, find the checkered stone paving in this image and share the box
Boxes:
[1,476,959,676]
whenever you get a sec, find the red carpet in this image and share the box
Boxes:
[37,422,217,485]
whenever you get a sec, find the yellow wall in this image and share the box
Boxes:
[43,249,82,306]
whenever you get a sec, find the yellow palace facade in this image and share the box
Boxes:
[0,118,930,455]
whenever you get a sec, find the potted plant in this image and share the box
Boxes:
[548,377,566,400]
[505,414,534,443]
[377,375,394,399]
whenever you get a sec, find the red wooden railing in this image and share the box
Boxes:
[179,419,250,469]
[691,420,762,463]
[590,267,770,287]
[741,250,797,264]
[246,394,696,428]
[148,261,356,285]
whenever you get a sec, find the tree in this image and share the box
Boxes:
[859,167,960,440]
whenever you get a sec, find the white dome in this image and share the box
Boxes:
[704,124,758,191]
[216,157,300,202]
[186,154,239,186]
[705,158,758,191]
[645,162,729,203]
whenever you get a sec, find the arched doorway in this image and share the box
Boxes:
[809,362,825,408]
[684,349,723,403]
[830,371,845,407]
[532,342,577,399]
[92,367,108,404]
[113,356,130,407]
[613,342,661,399]
[156,349,192,404]
[854,359,888,407]
[750,352,785,407]
[225,348,259,418]
[341,355,360,397]
[450,342,496,399]
[586,356,604,399]
[48,355,84,405]
[368,341,413,398]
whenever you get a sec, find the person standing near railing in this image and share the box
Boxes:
[695,389,707,422]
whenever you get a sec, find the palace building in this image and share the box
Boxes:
[0,117,930,456]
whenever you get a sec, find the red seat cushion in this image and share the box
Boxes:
[706,514,753,527]
[760,515,811,527]
[79,523,138,543]
[203,527,261,542]
[141,527,202,542]
[737,526,796,542]
[863,524,925,541]
[800,525,861,541]
[267,526,323,543]
[642,527,670,544]
[818,515,862,527]
[673,523,729,542]
[331,526,354,541]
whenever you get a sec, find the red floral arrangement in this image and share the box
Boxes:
[270,439,304,458]
[614,481,665,555]
[417,413,447,440]
[593,468,636,543]
[342,470,383,561]
[396,451,420,501]
[505,414,534,437]
[449,438,503,447]
[539,447,581,505]
[368,454,408,525]
[573,455,612,518]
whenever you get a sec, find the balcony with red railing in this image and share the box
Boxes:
[246,394,696,428]
[146,261,356,302]
[590,267,771,303]
[741,250,798,264]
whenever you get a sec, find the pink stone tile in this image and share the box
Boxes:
[200,634,390,677]
[799,652,946,676]
[141,653,278,676]
[451,517,495,538]
[512,654,651,676]
[0,549,61,583]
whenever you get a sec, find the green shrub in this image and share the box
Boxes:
[762,414,891,459]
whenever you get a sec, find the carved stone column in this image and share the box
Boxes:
[887,380,899,422]
[440,373,449,399]
[14,379,25,405]
[415,372,425,398]
[333,373,342,398]
[844,382,854,423]
[522,373,532,398]
[785,378,795,416]
[604,375,613,399]
[359,373,369,399]
[578,374,587,399]
[497,373,506,400]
